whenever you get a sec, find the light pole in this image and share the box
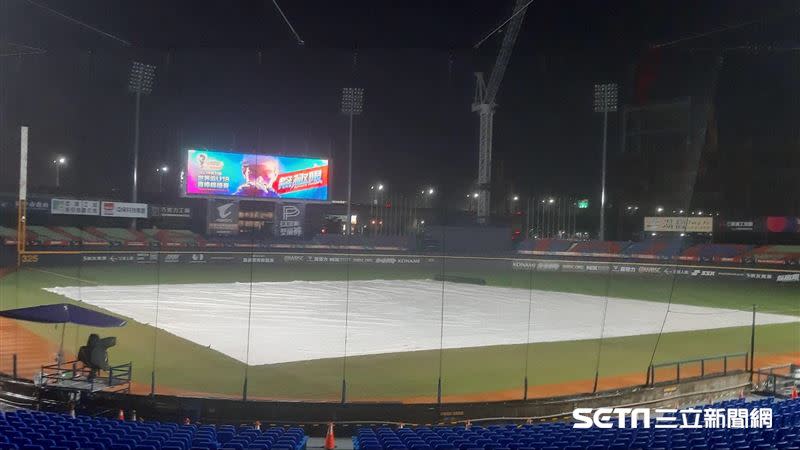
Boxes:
[156,165,169,193]
[53,156,66,188]
[128,61,156,227]
[341,87,364,235]
[593,82,618,241]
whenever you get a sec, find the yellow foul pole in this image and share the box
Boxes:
[17,126,28,267]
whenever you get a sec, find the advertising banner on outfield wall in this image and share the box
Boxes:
[51,198,100,216]
[644,216,713,233]
[100,201,148,218]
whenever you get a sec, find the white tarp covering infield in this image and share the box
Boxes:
[45,280,798,365]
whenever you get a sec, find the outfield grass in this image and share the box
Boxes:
[0,261,797,401]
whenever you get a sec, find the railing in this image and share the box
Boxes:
[646,352,749,386]
[39,360,132,393]
[752,363,799,398]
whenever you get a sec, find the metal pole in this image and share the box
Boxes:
[346,113,354,235]
[132,90,142,228]
[55,165,60,188]
[600,109,608,241]
[749,304,756,380]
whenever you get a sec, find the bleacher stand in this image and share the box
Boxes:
[517,239,574,254]
[354,398,800,450]
[569,241,630,256]
[53,227,109,246]
[0,409,307,450]
[679,244,753,263]
[25,226,71,244]
[622,238,685,260]
[746,246,800,265]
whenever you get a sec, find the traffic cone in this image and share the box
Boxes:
[117,409,124,421]
[324,422,335,450]
[465,420,471,430]
[791,385,798,400]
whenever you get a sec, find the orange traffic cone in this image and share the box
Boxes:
[324,422,335,450]
[117,409,124,421]
[791,385,798,400]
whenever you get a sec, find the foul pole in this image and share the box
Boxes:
[17,126,29,267]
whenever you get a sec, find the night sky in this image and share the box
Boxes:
[0,0,797,207]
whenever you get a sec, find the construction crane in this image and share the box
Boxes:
[472,0,529,224]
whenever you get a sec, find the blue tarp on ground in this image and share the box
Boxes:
[0,303,126,327]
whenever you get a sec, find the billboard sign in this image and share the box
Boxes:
[723,220,755,232]
[100,201,148,218]
[275,203,305,237]
[51,198,100,216]
[206,199,239,236]
[185,149,329,201]
[644,216,713,233]
[766,216,800,233]
[149,205,192,219]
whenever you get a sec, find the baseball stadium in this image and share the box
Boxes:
[0,1,799,450]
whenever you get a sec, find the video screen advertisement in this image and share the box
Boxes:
[185,149,329,201]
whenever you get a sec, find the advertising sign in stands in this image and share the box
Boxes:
[275,203,305,237]
[149,205,191,219]
[723,220,755,232]
[206,199,239,236]
[51,199,100,216]
[766,216,800,233]
[644,216,713,233]
[100,201,148,218]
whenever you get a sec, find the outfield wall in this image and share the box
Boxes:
[17,250,800,284]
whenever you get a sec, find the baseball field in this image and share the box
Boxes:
[0,255,797,402]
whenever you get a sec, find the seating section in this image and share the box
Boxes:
[747,246,800,264]
[26,226,71,242]
[680,244,752,262]
[0,409,307,450]
[92,228,150,244]
[622,238,685,259]
[143,229,201,247]
[517,239,574,253]
[0,226,17,244]
[56,227,109,244]
[570,241,630,255]
[354,398,799,450]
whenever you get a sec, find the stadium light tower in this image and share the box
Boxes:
[52,156,67,188]
[156,165,169,192]
[128,61,156,226]
[341,87,364,236]
[593,82,618,241]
